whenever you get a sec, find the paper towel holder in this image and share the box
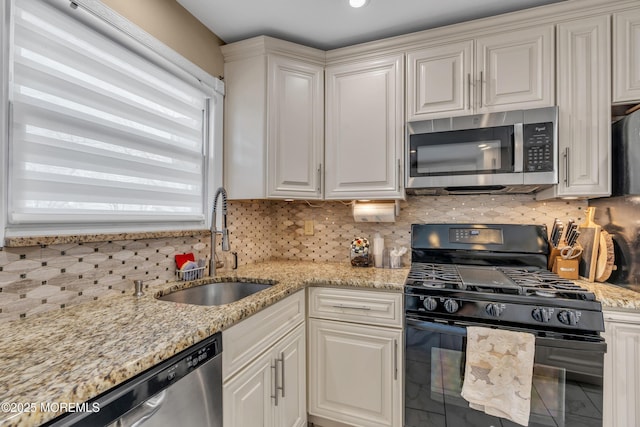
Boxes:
[352,200,399,222]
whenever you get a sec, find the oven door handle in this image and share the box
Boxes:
[406,317,467,336]
[405,316,606,352]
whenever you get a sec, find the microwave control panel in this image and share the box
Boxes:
[523,122,554,172]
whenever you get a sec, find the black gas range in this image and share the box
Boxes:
[404,223,607,427]
[404,223,605,337]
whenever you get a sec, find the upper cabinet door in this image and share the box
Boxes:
[546,15,611,198]
[325,54,404,200]
[477,25,555,112]
[267,55,324,199]
[406,41,473,120]
[613,8,640,103]
[407,25,554,121]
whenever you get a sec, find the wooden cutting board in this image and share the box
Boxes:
[577,207,601,282]
[595,230,615,282]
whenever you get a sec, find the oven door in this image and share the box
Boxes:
[405,317,605,427]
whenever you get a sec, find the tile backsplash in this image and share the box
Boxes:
[0,235,209,322]
[230,194,586,265]
[0,194,586,322]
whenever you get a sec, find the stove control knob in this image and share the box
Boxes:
[532,307,551,323]
[443,299,459,314]
[558,310,578,326]
[485,303,504,317]
[423,297,438,311]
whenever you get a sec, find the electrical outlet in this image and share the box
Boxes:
[304,220,314,236]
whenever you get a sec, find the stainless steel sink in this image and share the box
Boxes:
[157,281,273,306]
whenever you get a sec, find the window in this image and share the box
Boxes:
[1,0,223,241]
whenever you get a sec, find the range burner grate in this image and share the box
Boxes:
[406,262,596,301]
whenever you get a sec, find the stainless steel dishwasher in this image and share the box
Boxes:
[46,332,222,427]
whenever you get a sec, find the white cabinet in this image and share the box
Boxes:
[223,291,306,427]
[603,310,640,427]
[222,36,324,200]
[307,288,403,427]
[406,25,554,121]
[324,54,405,200]
[614,8,640,103]
[406,40,473,119]
[538,15,611,199]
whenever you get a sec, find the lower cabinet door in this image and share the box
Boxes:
[224,322,306,427]
[223,353,273,427]
[603,310,640,427]
[274,323,307,427]
[308,318,402,427]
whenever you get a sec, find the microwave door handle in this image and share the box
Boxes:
[513,123,524,173]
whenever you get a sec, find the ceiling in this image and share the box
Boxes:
[176,0,566,50]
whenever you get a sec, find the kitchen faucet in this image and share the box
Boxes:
[210,187,230,277]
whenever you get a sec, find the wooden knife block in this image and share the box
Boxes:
[552,256,580,279]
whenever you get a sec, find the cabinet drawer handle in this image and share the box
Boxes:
[331,304,372,311]
[271,362,279,406]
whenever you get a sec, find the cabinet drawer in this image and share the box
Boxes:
[223,290,305,381]
[308,287,402,328]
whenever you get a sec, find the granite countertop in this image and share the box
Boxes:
[0,261,408,427]
[0,260,639,427]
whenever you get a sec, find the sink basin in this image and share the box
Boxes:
[158,281,273,306]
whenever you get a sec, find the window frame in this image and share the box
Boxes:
[0,0,224,245]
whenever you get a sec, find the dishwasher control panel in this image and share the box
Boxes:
[159,336,221,387]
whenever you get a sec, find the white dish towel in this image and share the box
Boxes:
[461,326,536,427]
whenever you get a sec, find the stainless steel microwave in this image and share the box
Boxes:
[406,106,558,195]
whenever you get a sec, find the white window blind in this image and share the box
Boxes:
[8,0,213,230]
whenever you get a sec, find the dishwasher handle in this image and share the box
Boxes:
[112,390,167,427]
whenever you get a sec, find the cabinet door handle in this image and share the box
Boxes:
[317,163,322,194]
[564,147,570,186]
[271,362,279,406]
[278,351,285,398]
[331,304,372,311]
[467,73,471,110]
[394,339,398,380]
[397,158,402,191]
[479,71,484,108]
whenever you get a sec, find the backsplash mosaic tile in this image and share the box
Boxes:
[0,235,209,322]
[230,195,587,266]
[0,194,586,322]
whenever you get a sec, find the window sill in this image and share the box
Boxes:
[3,229,211,248]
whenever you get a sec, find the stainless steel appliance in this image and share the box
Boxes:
[404,224,606,427]
[591,196,640,291]
[406,107,558,195]
[612,109,640,196]
[46,332,222,427]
